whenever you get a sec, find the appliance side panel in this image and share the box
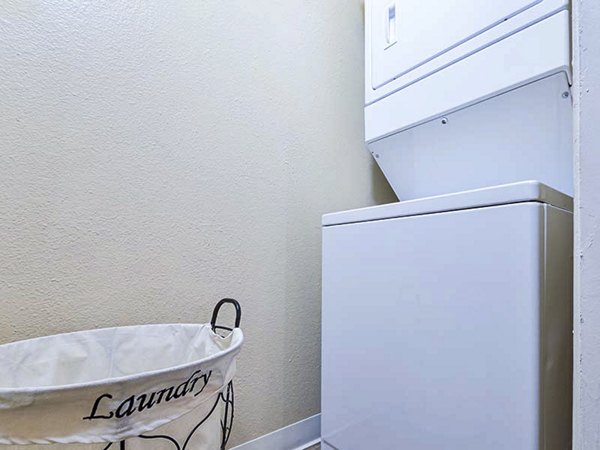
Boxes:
[321,203,544,450]
[542,205,574,450]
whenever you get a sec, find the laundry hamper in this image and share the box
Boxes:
[0,298,243,450]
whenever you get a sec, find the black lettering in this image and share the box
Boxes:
[173,379,189,399]
[83,393,114,420]
[155,386,174,404]
[193,371,212,397]
[136,392,157,412]
[115,395,136,418]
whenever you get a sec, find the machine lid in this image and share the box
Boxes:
[322,181,572,226]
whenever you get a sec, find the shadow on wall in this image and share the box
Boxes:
[370,160,398,204]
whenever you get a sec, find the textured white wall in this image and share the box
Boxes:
[573,1,600,448]
[0,1,395,448]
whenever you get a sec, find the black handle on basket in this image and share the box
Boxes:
[211,298,242,333]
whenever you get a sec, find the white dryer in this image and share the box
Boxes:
[364,0,573,201]
[321,182,573,450]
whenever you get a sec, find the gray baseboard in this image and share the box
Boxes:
[231,414,320,450]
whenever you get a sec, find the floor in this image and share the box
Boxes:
[305,444,320,450]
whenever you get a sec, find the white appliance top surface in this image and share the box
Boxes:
[322,181,573,226]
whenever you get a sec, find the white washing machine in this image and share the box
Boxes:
[321,182,573,449]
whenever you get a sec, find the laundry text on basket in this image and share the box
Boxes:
[83,369,212,421]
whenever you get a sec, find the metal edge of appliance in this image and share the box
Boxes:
[322,181,573,227]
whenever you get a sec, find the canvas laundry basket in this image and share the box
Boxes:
[0,299,243,450]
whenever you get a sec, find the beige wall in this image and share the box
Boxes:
[573,1,600,448]
[0,0,395,447]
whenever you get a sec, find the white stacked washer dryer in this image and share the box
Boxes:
[321,1,573,449]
